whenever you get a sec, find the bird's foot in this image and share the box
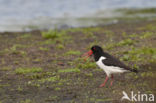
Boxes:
[99,83,105,88]
[110,81,113,87]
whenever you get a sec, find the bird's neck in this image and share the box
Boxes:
[94,52,103,61]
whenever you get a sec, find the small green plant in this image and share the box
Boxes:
[15,67,43,74]
[1,66,11,71]
[17,85,23,91]
[38,76,60,83]
[56,44,65,49]
[58,68,80,73]
[42,30,59,39]
[39,47,49,51]
[65,50,81,56]
[20,34,31,38]
[54,87,61,91]
[140,31,153,39]
[19,99,33,103]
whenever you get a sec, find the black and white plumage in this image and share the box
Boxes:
[84,45,138,87]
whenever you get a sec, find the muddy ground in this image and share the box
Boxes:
[0,20,156,103]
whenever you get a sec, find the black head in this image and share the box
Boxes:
[91,45,103,54]
[82,45,104,61]
[91,45,104,61]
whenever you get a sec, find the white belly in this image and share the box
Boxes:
[96,56,128,77]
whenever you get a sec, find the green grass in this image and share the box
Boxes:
[1,66,11,71]
[39,47,49,51]
[42,30,60,39]
[118,8,156,15]
[19,34,31,39]
[56,44,65,49]
[121,47,156,62]
[38,76,59,83]
[138,24,156,31]
[15,67,43,74]
[65,50,81,56]
[41,29,71,44]
[105,38,135,50]
[140,31,154,39]
[58,68,80,73]
[19,99,33,103]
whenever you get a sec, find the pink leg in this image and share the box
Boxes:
[110,74,114,86]
[99,76,109,87]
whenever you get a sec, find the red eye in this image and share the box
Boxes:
[93,47,96,50]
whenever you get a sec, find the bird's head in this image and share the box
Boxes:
[82,45,103,60]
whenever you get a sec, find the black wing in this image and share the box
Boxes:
[102,53,132,71]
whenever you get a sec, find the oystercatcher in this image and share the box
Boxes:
[83,45,138,87]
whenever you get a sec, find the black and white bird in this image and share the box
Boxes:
[83,45,138,87]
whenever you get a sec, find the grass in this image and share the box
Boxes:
[39,47,49,51]
[56,44,65,49]
[140,31,154,39]
[19,34,31,39]
[41,29,72,45]
[19,99,33,103]
[1,67,11,71]
[58,68,80,73]
[15,67,43,74]
[105,38,135,50]
[121,47,156,62]
[42,30,60,39]
[38,76,60,83]
[117,8,156,15]
[65,50,81,56]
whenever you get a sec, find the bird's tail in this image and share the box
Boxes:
[130,69,138,73]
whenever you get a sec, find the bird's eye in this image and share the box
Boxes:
[93,47,96,50]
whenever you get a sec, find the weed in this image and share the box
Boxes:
[58,68,80,73]
[77,61,96,69]
[41,29,71,44]
[17,86,23,92]
[19,99,33,103]
[85,73,93,77]
[56,44,65,49]
[140,31,154,39]
[39,47,49,51]
[54,87,61,91]
[121,47,156,62]
[65,50,81,56]
[1,66,11,71]
[42,30,59,39]
[38,76,59,83]
[15,67,43,74]
[19,34,31,38]
[105,38,135,50]
[45,96,58,101]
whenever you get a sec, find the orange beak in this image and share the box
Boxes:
[82,50,93,61]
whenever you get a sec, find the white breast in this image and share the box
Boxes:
[96,56,128,77]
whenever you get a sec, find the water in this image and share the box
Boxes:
[0,0,156,32]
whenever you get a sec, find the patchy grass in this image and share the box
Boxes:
[19,99,33,103]
[105,38,135,50]
[58,68,80,73]
[42,30,60,39]
[1,66,11,71]
[140,31,154,39]
[15,67,43,74]
[121,47,156,62]
[56,44,65,49]
[38,76,60,83]
[39,47,49,51]
[65,50,81,56]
